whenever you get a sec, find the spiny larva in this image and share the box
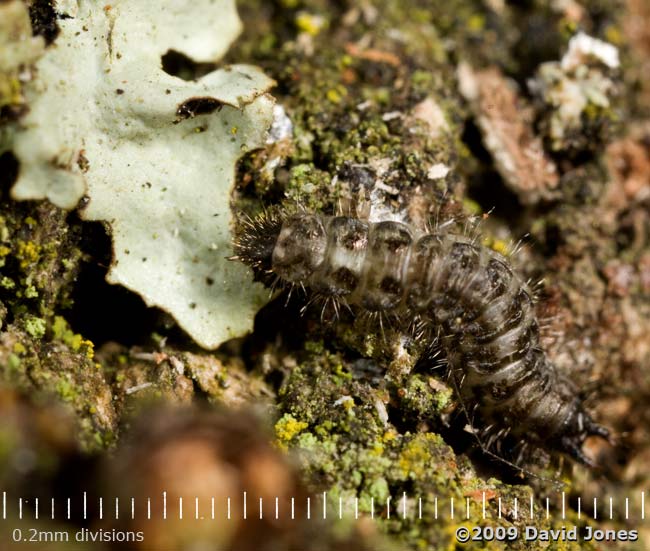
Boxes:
[233,210,611,468]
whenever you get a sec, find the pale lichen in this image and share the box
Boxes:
[10,0,277,349]
[529,32,621,153]
[0,0,43,147]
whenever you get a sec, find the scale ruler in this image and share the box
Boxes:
[0,491,646,522]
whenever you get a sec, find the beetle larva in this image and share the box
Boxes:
[233,211,611,467]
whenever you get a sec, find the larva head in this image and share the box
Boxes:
[272,213,327,283]
[557,405,611,468]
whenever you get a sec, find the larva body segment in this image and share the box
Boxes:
[235,212,610,467]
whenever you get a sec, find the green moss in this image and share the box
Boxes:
[285,164,334,211]
[295,431,318,450]
[24,316,46,339]
[268,335,588,548]
[295,11,328,36]
[395,374,449,421]
[397,433,437,478]
[52,316,81,347]
[275,413,309,448]
[467,14,486,32]
[55,377,80,403]
[331,362,352,385]
[15,240,41,269]
[482,235,511,257]
[0,201,84,336]
[23,284,38,298]
[12,342,25,355]
[6,354,21,371]
[433,386,453,412]
[51,316,95,359]
[304,339,325,355]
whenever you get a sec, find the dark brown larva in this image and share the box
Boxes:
[234,211,611,468]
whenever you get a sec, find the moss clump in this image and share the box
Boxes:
[231,0,467,225]
[396,432,440,478]
[23,315,46,339]
[0,191,108,450]
[295,11,328,36]
[6,354,21,372]
[55,376,79,403]
[51,316,94,359]
[0,199,83,324]
[392,374,453,427]
[285,164,334,211]
[272,343,582,549]
[275,413,309,448]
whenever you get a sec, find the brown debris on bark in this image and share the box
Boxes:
[458,64,559,204]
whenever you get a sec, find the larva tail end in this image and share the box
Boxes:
[232,209,284,277]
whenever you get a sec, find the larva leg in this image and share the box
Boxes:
[586,419,613,442]
[562,439,598,469]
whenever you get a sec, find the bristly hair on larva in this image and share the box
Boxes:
[232,209,614,473]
